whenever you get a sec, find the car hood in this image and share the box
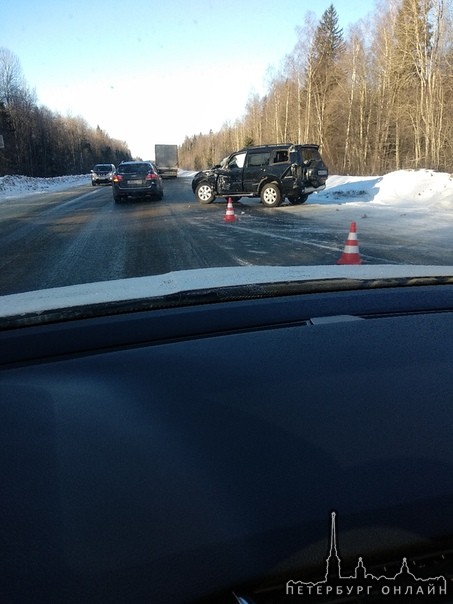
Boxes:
[1,265,453,327]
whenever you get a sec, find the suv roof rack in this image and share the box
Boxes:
[238,143,294,152]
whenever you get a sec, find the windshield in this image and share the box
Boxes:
[0,0,453,303]
[1,1,453,302]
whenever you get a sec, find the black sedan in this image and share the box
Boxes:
[112,161,164,202]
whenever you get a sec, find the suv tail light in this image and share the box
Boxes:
[113,174,123,183]
[145,173,158,181]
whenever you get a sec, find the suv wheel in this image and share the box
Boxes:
[288,194,309,205]
[196,182,215,204]
[260,183,282,207]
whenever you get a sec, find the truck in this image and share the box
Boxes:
[154,144,179,178]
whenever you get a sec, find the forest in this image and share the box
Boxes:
[0,48,132,177]
[180,0,453,176]
[1,0,452,178]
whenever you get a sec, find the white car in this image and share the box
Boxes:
[90,163,116,186]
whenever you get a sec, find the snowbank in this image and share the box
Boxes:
[0,174,89,201]
[320,169,453,211]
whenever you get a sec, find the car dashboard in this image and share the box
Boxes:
[1,282,453,602]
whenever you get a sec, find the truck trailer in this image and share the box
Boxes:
[154,144,178,178]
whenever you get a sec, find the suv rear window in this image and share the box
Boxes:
[119,163,151,174]
[301,148,322,162]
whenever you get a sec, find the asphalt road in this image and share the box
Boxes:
[0,175,449,296]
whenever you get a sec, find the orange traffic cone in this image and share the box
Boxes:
[336,222,362,264]
[224,197,236,222]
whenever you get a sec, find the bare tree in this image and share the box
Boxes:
[0,47,26,106]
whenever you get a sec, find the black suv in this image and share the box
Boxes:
[191,144,328,207]
[112,161,163,203]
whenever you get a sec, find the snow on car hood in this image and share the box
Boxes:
[1,265,453,320]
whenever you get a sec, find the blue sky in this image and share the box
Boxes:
[2,0,375,160]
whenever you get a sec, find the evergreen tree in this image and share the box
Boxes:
[307,4,346,162]
[312,4,345,69]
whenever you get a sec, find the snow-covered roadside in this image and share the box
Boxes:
[316,169,453,211]
[296,170,453,251]
[0,174,89,201]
